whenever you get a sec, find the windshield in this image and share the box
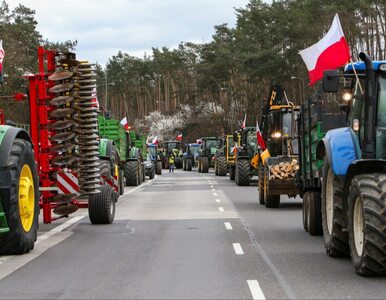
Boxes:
[190,145,200,154]
[377,76,386,159]
[148,146,157,158]
[227,137,234,156]
[282,112,292,137]
[167,142,179,152]
[205,139,220,149]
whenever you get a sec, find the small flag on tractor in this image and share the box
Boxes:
[176,134,183,141]
[241,113,247,129]
[256,121,266,151]
[299,14,350,86]
[120,117,129,131]
[0,40,5,84]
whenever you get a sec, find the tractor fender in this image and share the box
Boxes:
[0,125,33,168]
[316,127,360,176]
[99,138,114,159]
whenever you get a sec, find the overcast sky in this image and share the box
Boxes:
[7,0,250,67]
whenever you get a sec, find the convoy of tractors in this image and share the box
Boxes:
[0,46,385,278]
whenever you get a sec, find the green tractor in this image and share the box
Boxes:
[0,123,40,255]
[232,127,259,186]
[197,137,221,173]
[98,115,144,187]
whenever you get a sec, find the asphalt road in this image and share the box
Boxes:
[0,169,385,299]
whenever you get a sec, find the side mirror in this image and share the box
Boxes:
[322,70,340,92]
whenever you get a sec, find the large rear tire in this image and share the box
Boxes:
[156,161,162,175]
[124,160,140,186]
[348,173,386,276]
[229,165,235,181]
[201,157,209,173]
[186,159,192,171]
[236,159,250,186]
[88,184,115,224]
[0,139,39,255]
[307,191,323,236]
[321,158,349,256]
[217,156,227,176]
[302,192,309,232]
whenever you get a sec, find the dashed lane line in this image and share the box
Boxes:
[218,207,224,212]
[224,222,232,230]
[233,243,244,255]
[213,192,218,196]
[216,199,221,203]
[247,280,266,300]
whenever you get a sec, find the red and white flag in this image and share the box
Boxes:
[0,40,5,75]
[176,134,183,141]
[152,136,158,145]
[120,117,129,131]
[241,113,246,129]
[256,121,266,151]
[299,14,350,85]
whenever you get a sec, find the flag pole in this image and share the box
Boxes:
[350,58,364,95]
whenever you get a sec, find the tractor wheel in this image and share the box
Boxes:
[118,168,124,196]
[156,161,162,175]
[197,159,202,173]
[302,192,309,232]
[307,191,323,236]
[258,165,265,205]
[214,161,219,176]
[321,157,349,257]
[229,165,235,181]
[141,164,146,183]
[236,159,250,186]
[182,159,186,171]
[201,157,209,173]
[265,166,280,208]
[124,161,140,186]
[348,173,386,276]
[149,166,155,179]
[186,159,192,171]
[0,139,39,255]
[88,184,115,224]
[217,156,228,176]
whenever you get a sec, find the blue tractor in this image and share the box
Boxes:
[318,53,386,276]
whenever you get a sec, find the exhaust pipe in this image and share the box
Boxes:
[359,52,376,159]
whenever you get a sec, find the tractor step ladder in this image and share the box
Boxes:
[0,202,9,233]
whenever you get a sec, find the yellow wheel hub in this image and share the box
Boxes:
[19,164,35,232]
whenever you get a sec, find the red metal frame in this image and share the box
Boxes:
[0,109,4,125]
[26,46,118,224]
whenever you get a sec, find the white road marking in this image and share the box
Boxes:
[213,192,218,196]
[210,185,214,188]
[224,222,232,230]
[233,243,244,255]
[218,207,224,212]
[36,216,85,244]
[212,188,216,191]
[216,199,221,203]
[247,280,266,300]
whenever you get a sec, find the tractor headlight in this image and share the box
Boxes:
[342,92,352,101]
[271,131,282,138]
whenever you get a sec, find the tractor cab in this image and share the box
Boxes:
[237,127,258,159]
[267,106,300,157]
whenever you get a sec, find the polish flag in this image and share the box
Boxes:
[256,121,266,151]
[0,40,5,75]
[120,117,129,131]
[241,113,246,129]
[176,134,182,141]
[299,14,350,85]
[152,136,158,145]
